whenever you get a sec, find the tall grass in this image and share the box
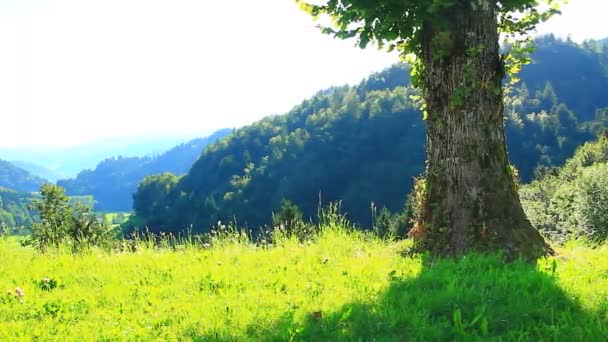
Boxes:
[0,225,607,340]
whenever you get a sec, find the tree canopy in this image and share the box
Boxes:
[297,0,560,55]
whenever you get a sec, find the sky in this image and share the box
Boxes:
[0,0,607,148]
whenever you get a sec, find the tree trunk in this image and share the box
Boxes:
[411,0,551,260]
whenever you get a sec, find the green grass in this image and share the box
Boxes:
[99,212,131,227]
[0,229,607,341]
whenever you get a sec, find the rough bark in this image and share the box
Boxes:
[411,0,551,260]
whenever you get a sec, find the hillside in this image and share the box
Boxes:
[130,37,608,234]
[8,161,63,183]
[57,129,231,211]
[0,159,47,193]
[519,36,608,119]
[0,187,36,228]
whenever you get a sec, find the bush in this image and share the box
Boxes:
[521,136,608,243]
[0,221,10,238]
[521,162,608,243]
[575,164,608,240]
[372,205,411,240]
[271,199,316,242]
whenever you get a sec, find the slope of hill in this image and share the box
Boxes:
[129,37,608,234]
[0,187,36,228]
[9,161,63,183]
[58,129,231,212]
[519,35,608,120]
[0,159,47,193]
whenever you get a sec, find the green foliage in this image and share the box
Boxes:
[131,40,608,234]
[131,72,426,233]
[297,0,562,92]
[297,0,559,56]
[102,212,130,226]
[130,172,180,232]
[271,199,316,242]
[518,36,608,120]
[576,164,608,239]
[0,221,10,238]
[521,136,608,242]
[372,204,411,240]
[27,184,114,252]
[0,229,606,340]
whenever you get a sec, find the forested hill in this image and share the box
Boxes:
[58,129,231,212]
[518,36,608,120]
[129,37,608,234]
[0,159,47,193]
[0,187,36,229]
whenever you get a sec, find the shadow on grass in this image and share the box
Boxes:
[256,254,607,341]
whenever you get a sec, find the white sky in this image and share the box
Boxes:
[0,0,606,148]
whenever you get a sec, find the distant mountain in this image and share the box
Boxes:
[9,161,63,183]
[57,129,231,212]
[0,159,47,193]
[0,134,215,179]
[129,37,608,234]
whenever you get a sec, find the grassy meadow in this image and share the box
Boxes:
[1,225,607,341]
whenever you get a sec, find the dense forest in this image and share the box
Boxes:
[516,37,608,120]
[57,129,230,211]
[129,36,608,234]
[0,159,47,193]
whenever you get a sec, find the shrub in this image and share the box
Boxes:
[0,221,11,238]
[371,205,411,240]
[521,161,608,243]
[575,164,608,240]
[271,199,316,242]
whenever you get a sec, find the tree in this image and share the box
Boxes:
[29,184,74,250]
[132,172,179,231]
[29,184,112,252]
[297,0,562,259]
